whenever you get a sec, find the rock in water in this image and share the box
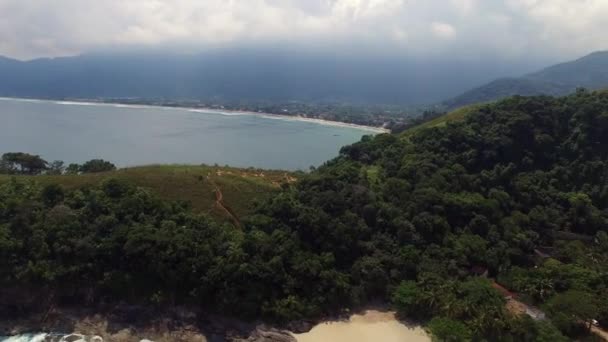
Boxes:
[286,321,314,334]
[60,334,86,342]
[236,326,296,342]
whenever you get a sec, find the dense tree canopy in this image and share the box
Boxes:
[1,91,608,340]
[78,159,116,173]
[0,156,116,175]
[0,153,48,175]
[427,317,472,342]
[247,90,608,338]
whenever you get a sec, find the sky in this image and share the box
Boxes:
[0,0,606,61]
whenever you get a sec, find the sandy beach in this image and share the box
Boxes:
[0,97,389,134]
[293,310,430,342]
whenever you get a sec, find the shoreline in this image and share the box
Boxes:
[0,96,390,134]
[1,306,427,342]
[294,310,430,342]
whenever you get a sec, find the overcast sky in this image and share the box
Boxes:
[0,0,606,61]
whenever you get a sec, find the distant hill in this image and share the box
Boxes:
[0,49,535,105]
[444,51,608,109]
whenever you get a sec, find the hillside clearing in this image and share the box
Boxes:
[0,164,297,222]
[403,103,485,136]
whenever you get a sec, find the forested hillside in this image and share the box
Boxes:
[445,51,608,109]
[0,51,514,106]
[2,91,608,340]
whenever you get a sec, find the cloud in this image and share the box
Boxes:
[431,22,456,39]
[505,0,608,56]
[0,0,605,60]
[450,0,478,15]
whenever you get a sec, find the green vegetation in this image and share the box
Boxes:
[78,159,116,173]
[545,290,600,334]
[0,165,292,219]
[444,51,608,109]
[0,152,49,175]
[443,78,571,110]
[0,154,117,176]
[427,317,472,342]
[2,91,608,340]
[244,90,607,338]
[402,104,483,135]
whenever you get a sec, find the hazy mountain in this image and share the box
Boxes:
[444,51,608,109]
[0,49,536,105]
[529,51,608,88]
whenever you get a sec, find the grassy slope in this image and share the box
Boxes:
[0,165,296,222]
[403,103,485,136]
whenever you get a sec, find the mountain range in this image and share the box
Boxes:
[0,49,536,105]
[0,49,606,109]
[444,51,608,109]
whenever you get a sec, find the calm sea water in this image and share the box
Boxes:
[0,98,378,170]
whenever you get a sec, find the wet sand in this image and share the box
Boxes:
[293,310,430,342]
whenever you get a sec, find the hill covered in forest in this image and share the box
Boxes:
[444,51,608,109]
[0,49,525,106]
[2,91,608,340]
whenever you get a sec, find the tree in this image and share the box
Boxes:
[80,159,116,173]
[47,160,65,175]
[65,163,81,174]
[535,321,569,342]
[596,231,608,251]
[1,152,48,174]
[41,184,65,207]
[428,317,472,342]
[101,178,131,198]
[392,281,423,318]
[545,290,599,333]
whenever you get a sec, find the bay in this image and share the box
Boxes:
[0,98,381,170]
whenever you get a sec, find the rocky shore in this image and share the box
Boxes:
[1,304,426,342]
[0,306,300,342]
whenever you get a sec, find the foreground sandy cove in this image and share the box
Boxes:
[293,310,430,342]
[2,310,429,342]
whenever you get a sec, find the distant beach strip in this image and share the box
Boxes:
[0,97,389,134]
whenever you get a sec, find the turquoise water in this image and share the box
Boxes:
[0,98,378,170]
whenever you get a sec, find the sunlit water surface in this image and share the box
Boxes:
[0,98,380,170]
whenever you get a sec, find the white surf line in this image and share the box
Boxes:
[0,97,390,134]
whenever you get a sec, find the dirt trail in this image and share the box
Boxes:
[207,174,242,228]
[494,281,608,342]
[591,326,608,341]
